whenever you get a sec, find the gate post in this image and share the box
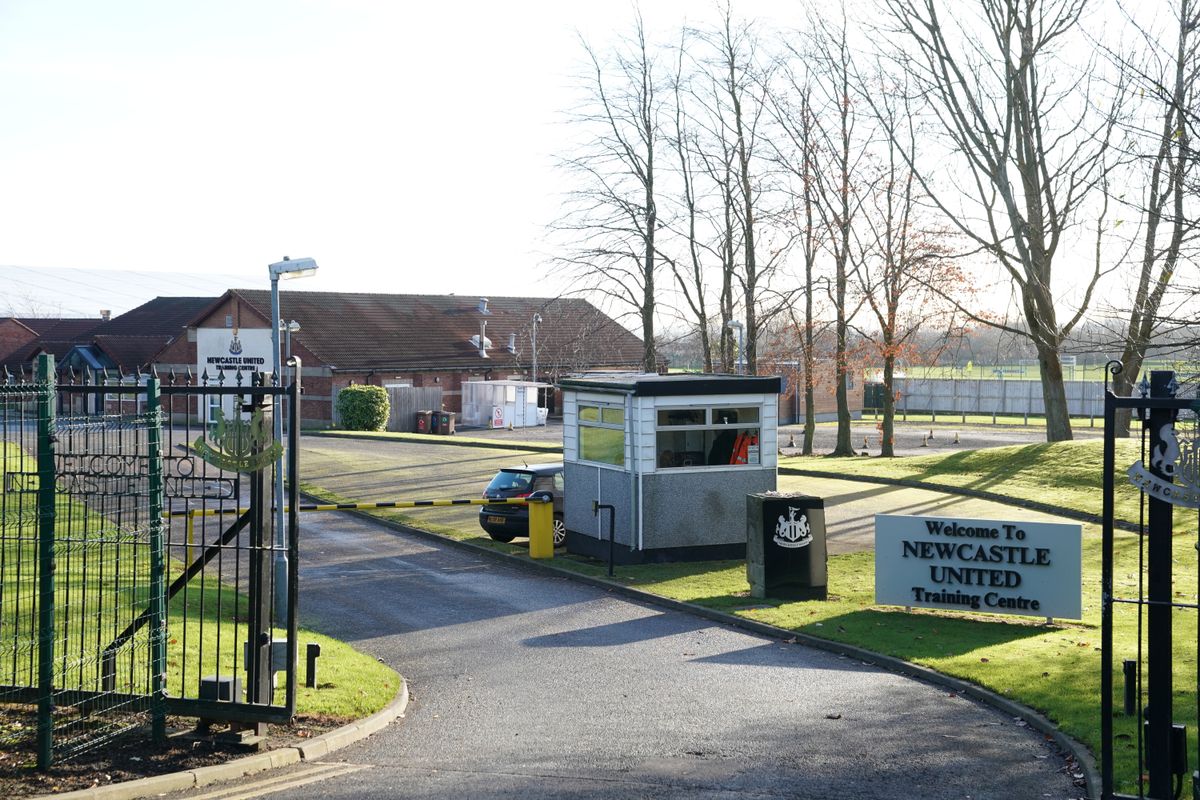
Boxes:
[1101,372,1117,799]
[146,377,166,742]
[245,382,274,732]
[1146,371,1177,800]
[35,354,56,770]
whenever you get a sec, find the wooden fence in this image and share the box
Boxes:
[385,386,442,432]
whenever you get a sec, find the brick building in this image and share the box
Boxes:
[2,291,653,428]
[151,290,650,427]
[0,298,213,378]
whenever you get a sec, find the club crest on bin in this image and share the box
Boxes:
[774,507,813,549]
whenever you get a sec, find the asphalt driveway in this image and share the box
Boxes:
[176,508,1079,799]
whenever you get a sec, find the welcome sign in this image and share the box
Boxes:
[875,514,1081,620]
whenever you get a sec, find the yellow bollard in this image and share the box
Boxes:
[528,496,554,559]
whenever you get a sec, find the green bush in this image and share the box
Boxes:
[336,385,390,431]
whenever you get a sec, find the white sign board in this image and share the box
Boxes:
[875,514,1082,620]
[197,327,273,379]
[196,327,274,421]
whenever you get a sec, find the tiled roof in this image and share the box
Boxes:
[103,297,215,337]
[93,335,175,371]
[226,290,648,372]
[14,317,105,339]
[2,337,86,368]
[1,299,211,371]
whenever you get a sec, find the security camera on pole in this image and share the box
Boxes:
[268,257,318,623]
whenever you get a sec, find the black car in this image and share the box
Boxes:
[479,463,566,546]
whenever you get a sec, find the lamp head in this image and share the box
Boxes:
[268,256,318,279]
[287,320,302,333]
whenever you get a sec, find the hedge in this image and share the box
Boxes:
[336,385,390,431]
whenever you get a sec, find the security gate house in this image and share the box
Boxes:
[1101,365,1200,799]
[0,354,300,768]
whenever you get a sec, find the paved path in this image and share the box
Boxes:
[171,510,1077,799]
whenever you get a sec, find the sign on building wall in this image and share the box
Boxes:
[875,513,1082,620]
[196,328,274,422]
[197,328,273,380]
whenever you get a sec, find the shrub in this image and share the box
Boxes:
[336,385,390,431]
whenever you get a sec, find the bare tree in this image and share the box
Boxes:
[658,29,718,372]
[768,61,824,453]
[854,68,967,456]
[809,8,869,456]
[1105,0,1199,433]
[687,6,792,375]
[554,11,664,372]
[880,0,1120,442]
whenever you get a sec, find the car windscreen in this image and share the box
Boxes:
[485,470,534,495]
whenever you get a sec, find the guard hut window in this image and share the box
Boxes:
[578,403,625,466]
[656,406,761,469]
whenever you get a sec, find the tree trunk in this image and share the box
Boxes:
[802,283,815,456]
[832,300,854,455]
[881,348,896,458]
[1034,341,1073,442]
[642,184,657,373]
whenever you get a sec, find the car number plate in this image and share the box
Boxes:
[487,515,507,524]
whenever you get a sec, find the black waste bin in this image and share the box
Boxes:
[437,411,456,435]
[414,410,433,434]
[746,493,827,600]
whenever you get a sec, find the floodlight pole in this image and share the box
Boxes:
[267,257,317,624]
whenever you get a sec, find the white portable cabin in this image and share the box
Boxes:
[460,380,550,429]
[558,373,781,563]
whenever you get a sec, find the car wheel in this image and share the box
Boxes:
[488,531,516,543]
[553,514,566,547]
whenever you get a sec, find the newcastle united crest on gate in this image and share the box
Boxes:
[1127,421,1200,509]
[193,407,282,474]
[774,507,813,549]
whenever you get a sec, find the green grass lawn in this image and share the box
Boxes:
[0,441,397,751]
[303,436,1193,794]
[781,438,1161,530]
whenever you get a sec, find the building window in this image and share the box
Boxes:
[655,406,761,469]
[578,403,624,466]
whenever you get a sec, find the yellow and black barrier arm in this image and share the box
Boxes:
[169,494,556,559]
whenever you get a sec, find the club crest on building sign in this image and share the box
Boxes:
[229,329,243,356]
[1127,421,1200,509]
[774,507,813,549]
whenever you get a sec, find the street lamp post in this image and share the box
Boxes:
[268,257,317,624]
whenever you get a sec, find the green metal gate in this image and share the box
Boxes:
[0,355,165,768]
[1,353,300,769]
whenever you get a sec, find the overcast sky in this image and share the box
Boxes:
[0,0,792,312]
